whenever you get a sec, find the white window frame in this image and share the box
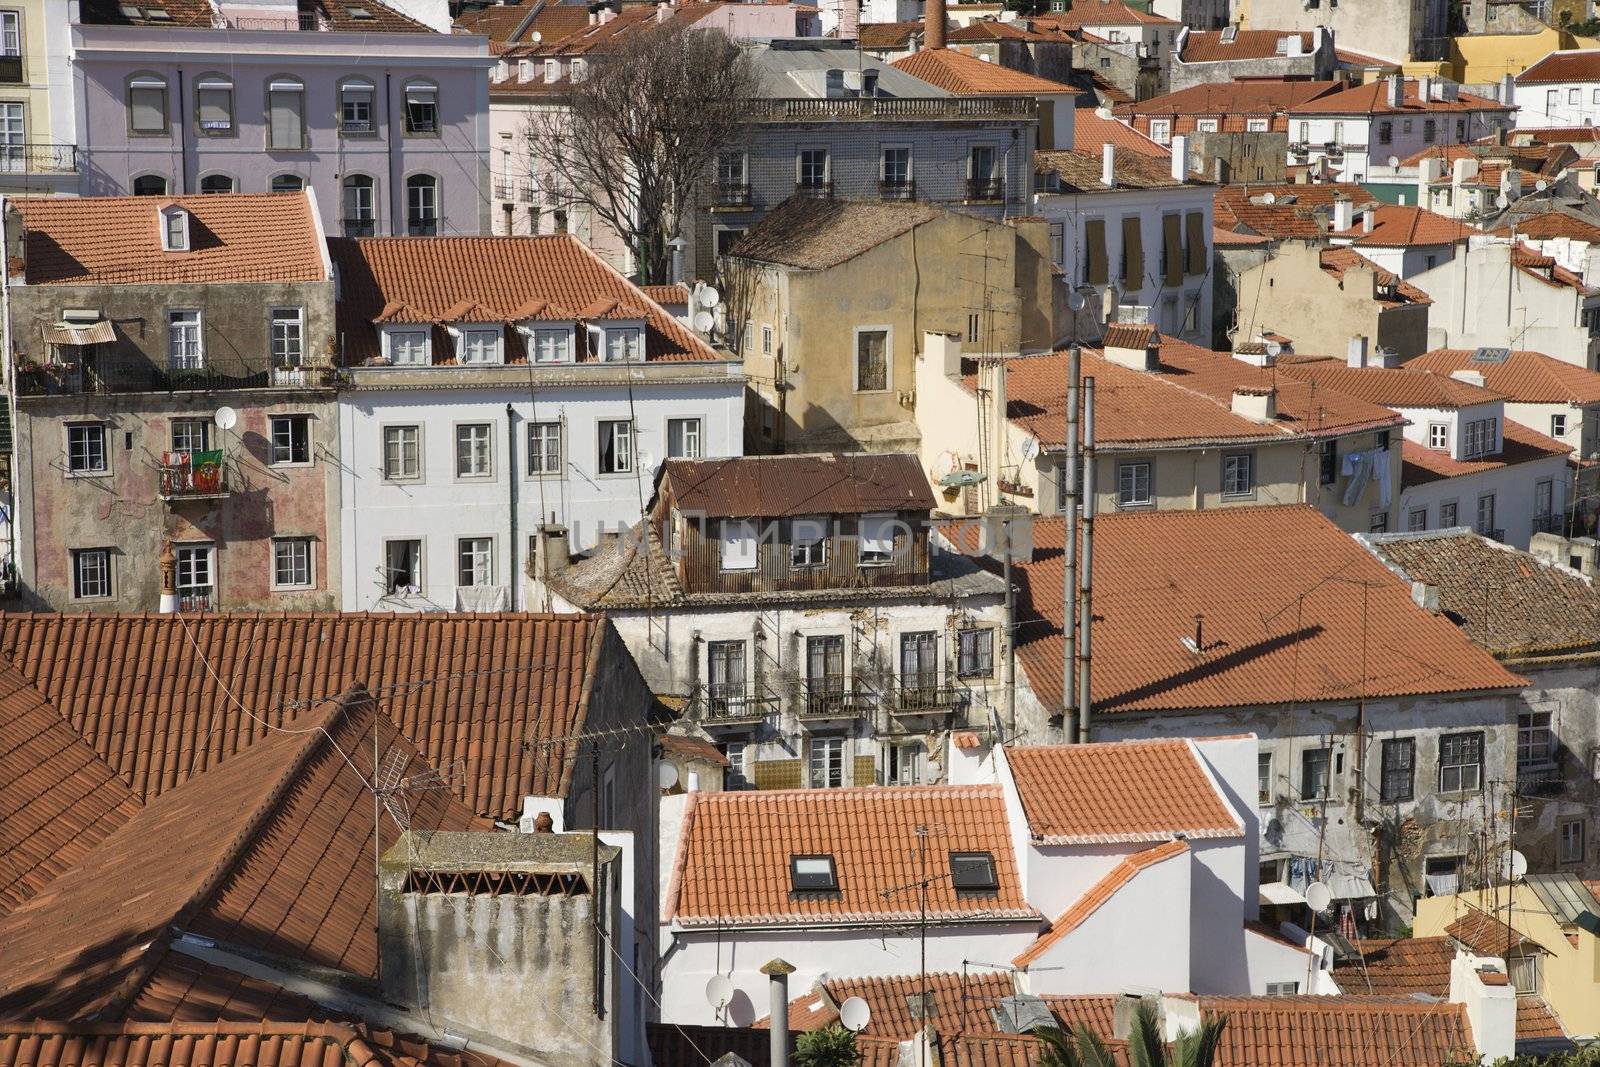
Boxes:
[128,73,169,135]
[1428,422,1449,450]
[72,547,112,600]
[195,74,234,135]
[403,79,440,135]
[957,627,994,678]
[160,206,190,251]
[0,11,19,57]
[1247,118,1269,132]
[1439,731,1483,793]
[808,736,845,789]
[382,424,423,482]
[1561,819,1586,865]
[1222,450,1254,498]
[66,422,109,476]
[269,306,304,367]
[597,419,634,475]
[269,413,312,466]
[384,538,423,594]
[667,416,703,459]
[528,420,563,476]
[1552,412,1568,438]
[601,323,645,363]
[1117,460,1152,508]
[167,309,203,369]
[530,324,574,364]
[456,325,504,365]
[859,512,896,566]
[455,422,493,480]
[338,77,377,135]
[175,542,214,604]
[167,417,212,454]
[271,536,314,590]
[720,519,758,571]
[457,536,494,587]
[791,516,828,567]
[1149,119,1171,144]
[383,327,431,365]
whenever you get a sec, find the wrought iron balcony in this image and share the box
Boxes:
[746,97,1036,122]
[178,590,215,612]
[794,180,834,199]
[159,452,231,501]
[16,354,332,397]
[493,177,514,200]
[691,683,779,725]
[712,182,752,208]
[887,680,968,717]
[0,143,80,175]
[0,56,19,84]
[878,179,916,201]
[799,681,877,720]
[965,177,1004,201]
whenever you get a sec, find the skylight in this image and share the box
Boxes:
[949,850,999,892]
[790,854,838,892]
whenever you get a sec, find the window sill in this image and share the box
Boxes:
[272,584,315,592]
[380,477,424,485]
[268,460,315,469]
[66,470,112,480]
[1221,491,1256,501]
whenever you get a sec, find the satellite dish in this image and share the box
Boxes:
[1495,193,1510,209]
[697,285,722,309]
[1264,340,1283,357]
[692,310,716,333]
[1261,192,1276,204]
[531,30,542,41]
[706,975,734,1010]
[1386,155,1400,168]
[1067,289,1087,312]
[657,761,680,790]
[1018,436,1039,462]
[1304,881,1333,913]
[213,406,238,431]
[640,450,659,471]
[839,997,872,1033]
[1536,179,1549,191]
[1501,849,1528,882]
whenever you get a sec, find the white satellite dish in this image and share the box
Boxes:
[1264,340,1283,357]
[213,406,238,431]
[1536,179,1549,191]
[1501,849,1528,882]
[692,310,716,333]
[530,30,542,41]
[1261,192,1276,204]
[706,975,734,1010]
[697,285,722,309]
[1386,155,1400,168]
[1066,289,1087,312]
[839,996,872,1033]
[1304,881,1333,913]
[1495,193,1510,209]
[657,761,680,791]
[1018,436,1039,462]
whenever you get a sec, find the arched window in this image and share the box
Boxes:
[270,173,305,193]
[127,72,169,134]
[342,174,376,237]
[132,173,169,196]
[406,174,439,236]
[199,173,236,194]
[265,74,306,150]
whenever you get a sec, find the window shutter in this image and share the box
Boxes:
[1121,215,1143,286]
[1085,218,1108,285]
[1184,211,1206,275]
[131,87,164,131]
[268,89,303,150]
[1163,214,1182,286]
[197,88,230,128]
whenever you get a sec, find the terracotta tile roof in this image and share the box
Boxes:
[660,452,935,517]
[1004,740,1241,844]
[1121,80,1339,120]
[0,1021,510,1067]
[12,194,326,286]
[454,2,538,41]
[730,197,944,269]
[1446,907,1550,956]
[1276,356,1502,408]
[1501,211,1600,243]
[1290,78,1511,115]
[1330,205,1478,247]
[0,690,477,1020]
[1408,347,1600,405]
[1509,242,1594,292]
[664,785,1035,927]
[1213,183,1377,239]
[1196,996,1477,1067]
[892,48,1076,95]
[1518,50,1600,84]
[1317,247,1433,306]
[950,20,1078,42]
[642,282,691,306]
[1400,420,1570,485]
[1403,142,1574,176]
[969,507,1526,715]
[0,660,140,919]
[1334,47,1399,69]
[1509,126,1600,145]
[0,613,608,819]
[1036,148,1189,191]
[774,972,1018,1037]
[1074,109,1169,158]
[1178,29,1314,63]
[1365,531,1600,658]
[1212,226,1270,246]
[1014,840,1189,965]
[976,342,1401,451]
[1032,1,1178,29]
[329,236,719,365]
[659,733,730,766]
[80,0,433,30]
[1333,937,1453,995]
[1517,997,1567,1040]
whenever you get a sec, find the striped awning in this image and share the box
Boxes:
[44,321,114,345]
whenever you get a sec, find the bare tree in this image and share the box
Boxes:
[528,20,759,285]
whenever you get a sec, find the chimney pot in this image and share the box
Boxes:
[1170,135,1188,182]
[1363,208,1375,233]
[925,0,946,49]
[1102,143,1116,188]
[533,811,554,832]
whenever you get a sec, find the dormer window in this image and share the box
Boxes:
[519,59,534,82]
[790,854,838,893]
[1464,416,1500,458]
[572,58,588,83]
[530,324,575,364]
[950,851,998,893]
[598,323,644,362]
[545,59,561,83]
[383,327,431,365]
[160,205,190,251]
[455,325,503,365]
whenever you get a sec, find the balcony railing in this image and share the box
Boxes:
[965,177,1004,201]
[178,590,215,612]
[887,680,968,716]
[159,452,231,501]
[690,683,779,725]
[342,218,377,237]
[712,182,752,208]
[878,179,916,201]
[745,96,1036,122]
[799,681,877,720]
[493,177,514,200]
[0,143,80,175]
[221,12,320,29]
[0,56,20,84]
[1534,512,1565,535]
[794,180,833,199]
[16,355,332,397]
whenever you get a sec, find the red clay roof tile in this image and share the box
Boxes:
[660,452,936,517]
[1196,995,1477,1066]
[1518,50,1600,84]
[1409,347,1600,405]
[1400,420,1570,485]
[1178,29,1314,63]
[1330,205,1478,247]
[892,48,1076,95]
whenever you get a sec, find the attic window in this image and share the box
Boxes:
[790,854,838,892]
[345,4,374,16]
[950,851,999,892]
[119,3,142,15]
[145,6,170,17]
[160,206,190,252]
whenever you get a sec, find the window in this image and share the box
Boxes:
[167,310,202,369]
[900,631,938,692]
[1424,855,1461,896]
[667,417,702,460]
[266,76,305,150]
[532,327,573,363]
[1149,119,1171,144]
[1454,118,1466,141]
[1408,507,1427,532]
[1319,441,1337,486]
[72,548,112,599]
[859,513,896,566]
[128,74,169,134]
[404,81,439,134]
[707,640,746,701]
[1247,118,1269,132]
[1301,747,1331,800]
[161,206,189,251]
[1195,117,1219,133]
[1428,422,1449,450]
[1552,413,1568,438]
[1560,819,1586,865]
[382,425,421,481]
[723,740,750,789]
[270,173,304,193]
[406,174,439,235]
[1465,417,1498,457]
[783,515,826,567]
[386,329,429,365]
[342,175,376,236]
[1423,118,1436,142]
[0,10,17,57]
[457,536,493,586]
[1116,461,1152,507]
[720,519,758,571]
[339,78,376,134]
[791,854,838,890]
[958,627,993,678]
[544,59,560,83]
[1518,710,1553,771]
[742,320,753,353]
[950,851,998,892]
[886,741,921,786]
[458,328,502,364]
[1572,87,1582,105]
[133,174,168,196]
[270,307,304,366]
[455,423,492,478]
[270,414,311,465]
[1257,752,1273,805]
[66,423,107,474]
[762,325,774,356]
[175,544,213,606]
[1380,738,1415,803]
[808,737,845,789]
[1377,120,1392,145]
[855,328,889,392]
[714,226,746,257]
[272,537,313,589]
[716,148,746,189]
[967,313,981,345]
[1441,500,1458,528]
[604,326,643,362]
[1476,493,1496,537]
[528,421,562,475]
[195,75,234,134]
[798,147,829,188]
[597,419,633,475]
[385,539,422,594]
[1222,451,1253,497]
[1265,982,1299,995]
[1439,731,1483,792]
[969,144,997,183]
[1369,511,1388,534]
[881,146,912,192]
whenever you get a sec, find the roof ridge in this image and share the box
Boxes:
[697,782,1002,801]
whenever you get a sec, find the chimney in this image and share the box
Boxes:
[1362,208,1375,233]
[1103,323,1159,371]
[1231,386,1277,422]
[1386,75,1404,108]
[1375,345,1400,368]
[835,0,858,39]
[1170,135,1188,182]
[1410,581,1439,611]
[924,0,946,49]
[1450,956,1516,1063]
[537,523,571,578]
[1451,368,1487,387]
[1346,335,1368,368]
[1419,75,1433,102]
[1102,143,1116,188]
[158,542,178,613]
[1332,197,1354,232]
[1501,72,1515,106]
[1501,166,1522,202]
[763,960,796,1067]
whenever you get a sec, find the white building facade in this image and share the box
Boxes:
[1513,51,1600,129]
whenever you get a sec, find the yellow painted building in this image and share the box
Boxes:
[1443,27,1600,84]
[0,0,78,193]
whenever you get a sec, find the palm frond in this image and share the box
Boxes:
[1129,1001,1168,1067]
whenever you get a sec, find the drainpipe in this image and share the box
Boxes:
[1076,376,1096,745]
[763,958,795,1067]
[158,542,178,613]
[176,68,190,194]
[506,403,518,610]
[1003,516,1015,736]
[1062,344,1080,738]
